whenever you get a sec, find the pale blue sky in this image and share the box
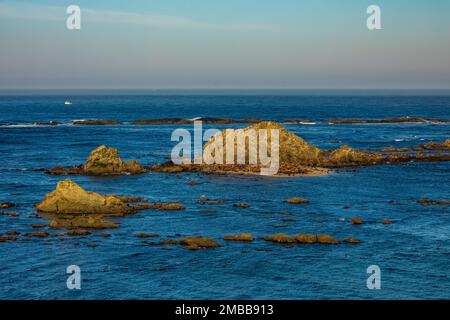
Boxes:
[0,0,449,89]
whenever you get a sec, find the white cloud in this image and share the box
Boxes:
[0,2,275,31]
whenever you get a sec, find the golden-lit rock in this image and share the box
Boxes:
[316,234,339,244]
[263,234,296,244]
[223,233,254,241]
[351,217,365,225]
[179,236,219,249]
[286,197,309,204]
[47,145,148,176]
[36,179,131,215]
[294,234,317,244]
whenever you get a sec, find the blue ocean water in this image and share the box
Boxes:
[0,92,449,299]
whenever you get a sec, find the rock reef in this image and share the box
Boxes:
[263,233,342,245]
[72,119,122,125]
[417,198,450,206]
[328,117,449,124]
[223,233,254,241]
[152,121,450,176]
[132,118,260,125]
[37,179,184,230]
[179,236,219,249]
[47,145,148,176]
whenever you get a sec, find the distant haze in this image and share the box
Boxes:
[1,0,449,89]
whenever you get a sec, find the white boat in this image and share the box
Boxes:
[64,100,72,105]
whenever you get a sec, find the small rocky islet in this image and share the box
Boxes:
[151,121,450,176]
[46,145,148,176]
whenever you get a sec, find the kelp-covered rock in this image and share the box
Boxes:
[47,145,148,176]
[36,179,132,215]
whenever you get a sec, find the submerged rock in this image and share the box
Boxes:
[343,237,362,244]
[0,236,18,242]
[135,233,160,238]
[286,197,309,204]
[0,202,15,209]
[132,202,185,211]
[49,215,118,229]
[223,233,254,241]
[24,231,49,237]
[199,195,224,205]
[351,217,365,225]
[179,236,219,249]
[67,229,91,236]
[0,211,19,217]
[31,224,46,229]
[417,198,450,205]
[47,146,148,176]
[382,219,394,225]
[233,202,250,208]
[159,239,179,245]
[5,230,20,236]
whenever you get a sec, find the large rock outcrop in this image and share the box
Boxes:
[36,179,132,215]
[151,121,450,176]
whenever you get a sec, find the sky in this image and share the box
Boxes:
[0,0,449,89]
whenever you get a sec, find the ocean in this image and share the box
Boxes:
[0,92,449,299]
